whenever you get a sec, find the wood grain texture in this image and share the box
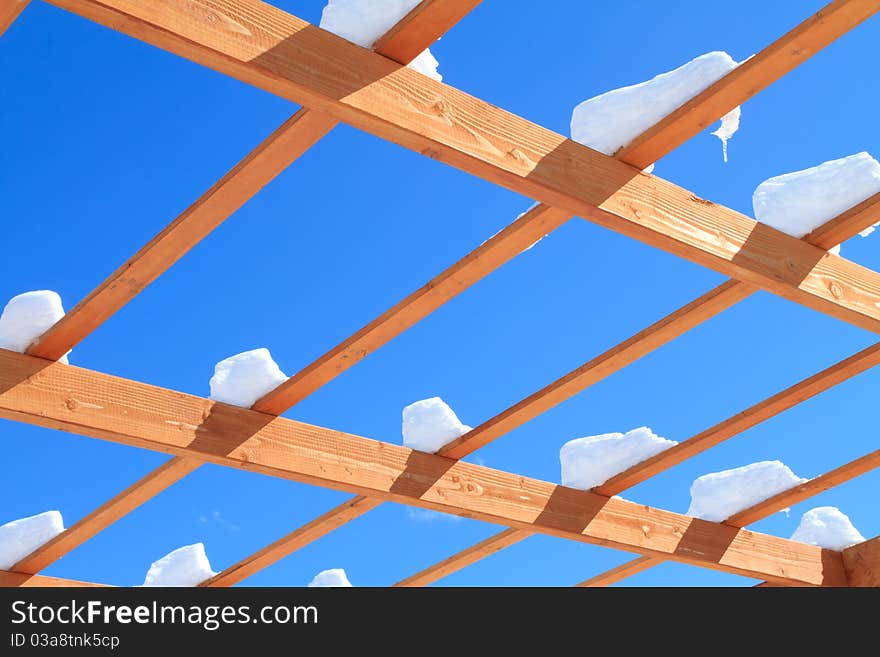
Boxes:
[575,556,660,587]
[255,204,570,413]
[0,571,111,587]
[616,0,880,168]
[394,528,529,587]
[372,0,482,63]
[0,350,847,586]
[0,0,28,35]
[46,0,880,334]
[843,536,880,586]
[202,496,381,587]
[12,457,201,574]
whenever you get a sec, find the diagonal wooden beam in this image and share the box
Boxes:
[0,570,111,587]
[616,0,880,169]
[392,194,880,586]
[0,0,28,36]
[581,449,880,586]
[0,350,848,586]
[11,457,201,574]
[10,0,482,577]
[46,0,880,334]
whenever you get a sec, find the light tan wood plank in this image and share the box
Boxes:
[843,536,880,586]
[0,350,846,586]
[0,0,28,35]
[393,528,529,587]
[616,0,880,168]
[0,570,111,587]
[46,0,880,334]
[11,457,201,574]
[201,495,381,587]
[255,204,570,413]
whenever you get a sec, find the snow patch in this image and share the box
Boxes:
[0,291,68,363]
[209,348,288,408]
[0,511,64,570]
[320,0,442,81]
[753,152,880,254]
[560,426,677,490]
[309,568,353,587]
[790,506,865,551]
[402,397,471,454]
[687,460,806,522]
[571,51,740,168]
[143,543,216,587]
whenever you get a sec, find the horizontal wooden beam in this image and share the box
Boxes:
[11,457,201,574]
[0,350,847,586]
[0,570,110,587]
[616,0,880,168]
[0,0,28,36]
[843,535,880,586]
[47,0,880,335]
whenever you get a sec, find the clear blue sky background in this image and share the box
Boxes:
[1,1,879,587]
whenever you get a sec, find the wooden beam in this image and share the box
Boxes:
[11,457,201,574]
[29,0,479,361]
[0,570,111,587]
[46,1,880,334]
[254,204,569,413]
[393,528,529,587]
[0,0,28,36]
[616,0,880,168]
[843,536,880,586]
[14,0,481,581]
[0,351,847,586]
[201,495,382,588]
[583,450,880,586]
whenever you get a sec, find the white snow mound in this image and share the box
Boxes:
[753,152,880,255]
[790,506,865,551]
[402,397,471,454]
[309,568,353,587]
[209,348,288,408]
[143,543,216,587]
[0,511,64,570]
[320,0,442,81]
[687,460,806,522]
[0,291,68,363]
[560,426,677,490]
[571,51,740,169]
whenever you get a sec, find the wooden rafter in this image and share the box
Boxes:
[9,0,482,576]
[0,350,849,586]
[0,571,111,587]
[0,0,28,35]
[44,0,880,334]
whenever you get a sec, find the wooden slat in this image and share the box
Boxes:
[254,204,570,413]
[393,528,529,587]
[394,194,880,585]
[843,536,880,586]
[15,0,481,581]
[11,457,201,574]
[372,0,482,62]
[46,1,880,335]
[585,450,880,586]
[29,0,479,361]
[575,555,658,587]
[616,0,880,168]
[0,350,848,586]
[0,0,28,35]
[0,570,111,587]
[201,495,382,587]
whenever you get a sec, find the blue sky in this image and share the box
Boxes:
[1,1,879,587]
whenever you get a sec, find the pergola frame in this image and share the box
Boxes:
[1,0,879,587]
